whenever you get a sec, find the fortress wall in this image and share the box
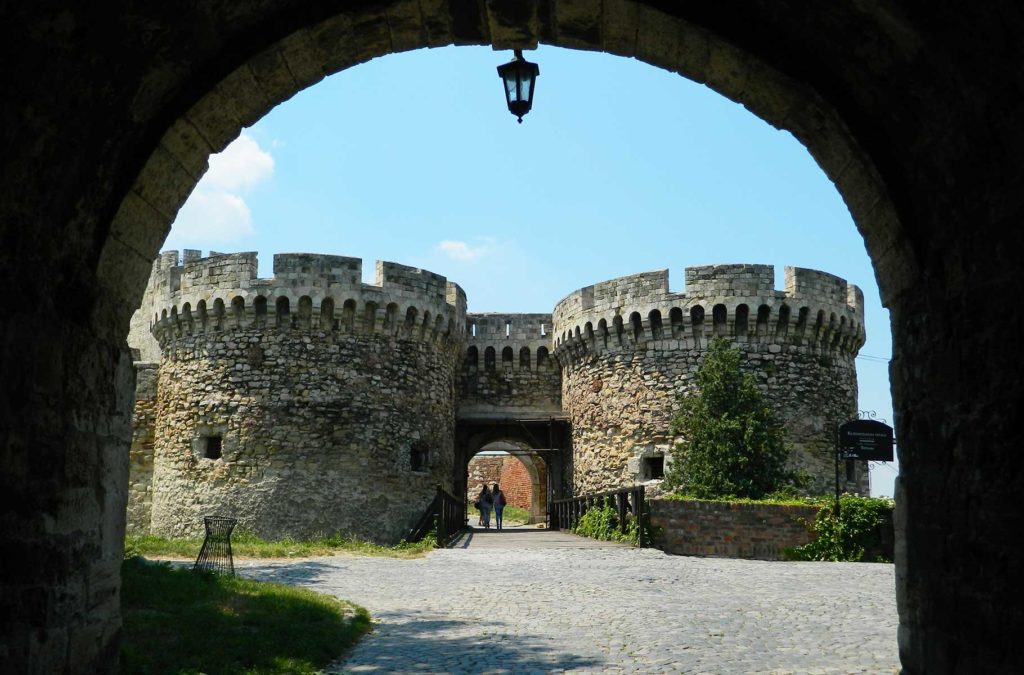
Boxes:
[447,281,468,318]
[176,251,259,293]
[685,264,775,295]
[552,270,671,333]
[552,266,864,355]
[458,313,561,416]
[377,261,451,301]
[560,343,863,495]
[273,253,362,287]
[148,327,461,543]
[137,251,467,351]
[552,264,867,496]
[784,266,848,305]
[126,362,159,533]
[132,250,466,544]
[128,254,178,361]
[128,252,869,544]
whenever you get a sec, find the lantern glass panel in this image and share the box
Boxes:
[523,75,535,102]
[504,75,518,102]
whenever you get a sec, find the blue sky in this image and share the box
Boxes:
[165,45,898,496]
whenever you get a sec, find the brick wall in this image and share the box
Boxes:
[468,455,534,511]
[649,498,819,560]
[499,458,532,510]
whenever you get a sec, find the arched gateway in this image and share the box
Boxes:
[2,3,1023,673]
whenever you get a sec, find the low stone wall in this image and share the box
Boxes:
[649,498,819,560]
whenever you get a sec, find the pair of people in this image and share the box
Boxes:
[475,483,507,530]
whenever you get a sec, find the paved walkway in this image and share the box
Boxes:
[453,524,632,549]
[240,532,900,673]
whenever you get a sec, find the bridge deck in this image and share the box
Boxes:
[449,524,632,549]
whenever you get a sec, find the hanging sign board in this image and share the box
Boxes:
[838,419,894,461]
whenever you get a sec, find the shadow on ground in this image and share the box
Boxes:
[325,609,603,673]
[242,561,604,671]
[241,559,354,585]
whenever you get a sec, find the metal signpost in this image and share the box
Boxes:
[834,415,895,516]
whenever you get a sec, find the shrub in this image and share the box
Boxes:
[787,494,895,562]
[572,504,638,544]
[663,337,792,499]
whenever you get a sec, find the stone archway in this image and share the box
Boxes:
[3,3,1023,673]
[456,418,568,523]
[466,442,549,525]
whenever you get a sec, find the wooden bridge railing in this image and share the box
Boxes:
[407,484,466,547]
[549,485,648,547]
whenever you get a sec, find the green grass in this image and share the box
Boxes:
[466,504,532,526]
[124,531,435,560]
[120,556,371,675]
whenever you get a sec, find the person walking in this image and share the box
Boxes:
[492,483,507,531]
[477,485,493,529]
[474,485,485,526]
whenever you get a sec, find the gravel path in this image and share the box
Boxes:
[240,532,899,674]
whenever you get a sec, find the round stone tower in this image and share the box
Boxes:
[551,264,867,496]
[140,250,466,543]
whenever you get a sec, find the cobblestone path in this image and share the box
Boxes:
[241,534,899,674]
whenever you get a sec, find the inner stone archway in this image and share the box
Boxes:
[456,416,571,524]
[466,442,549,525]
[4,3,1023,674]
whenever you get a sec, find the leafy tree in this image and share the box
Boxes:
[663,337,791,499]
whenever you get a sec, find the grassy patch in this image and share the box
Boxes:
[125,531,435,560]
[120,556,370,675]
[466,504,531,525]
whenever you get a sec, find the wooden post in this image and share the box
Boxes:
[435,484,445,544]
[636,486,647,548]
[834,423,842,520]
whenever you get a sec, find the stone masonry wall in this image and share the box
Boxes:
[553,265,868,497]
[137,251,465,544]
[127,256,868,545]
[467,455,503,502]
[126,363,158,534]
[459,313,561,417]
[649,498,820,560]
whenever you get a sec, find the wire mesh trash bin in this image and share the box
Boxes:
[193,516,237,576]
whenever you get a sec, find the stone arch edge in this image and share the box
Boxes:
[96,0,915,344]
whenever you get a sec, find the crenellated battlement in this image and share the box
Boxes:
[463,313,556,373]
[146,250,467,349]
[551,264,865,365]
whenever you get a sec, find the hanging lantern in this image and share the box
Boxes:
[497,49,539,123]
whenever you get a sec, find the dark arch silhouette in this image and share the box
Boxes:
[2,4,1021,673]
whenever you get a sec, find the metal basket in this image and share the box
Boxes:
[193,516,237,576]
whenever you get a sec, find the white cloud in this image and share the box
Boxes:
[169,190,253,244]
[168,133,274,246]
[436,239,494,262]
[203,133,275,191]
